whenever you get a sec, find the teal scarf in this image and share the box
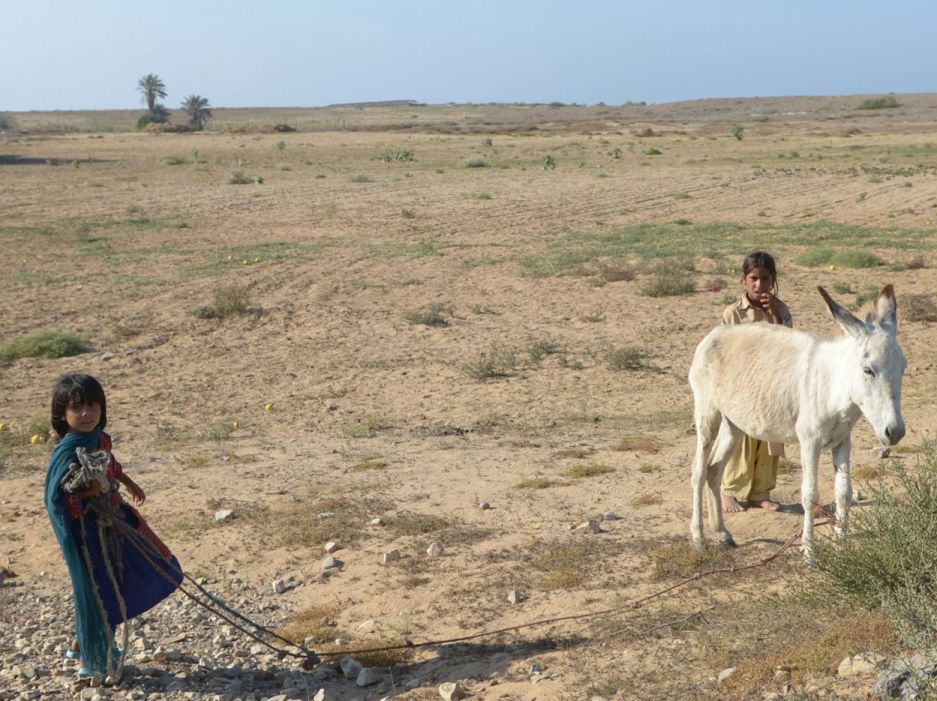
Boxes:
[44,428,110,676]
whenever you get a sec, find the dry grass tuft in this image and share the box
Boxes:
[902,293,937,322]
[612,435,660,453]
[562,462,614,479]
[651,541,733,580]
[554,447,595,459]
[513,477,559,490]
[383,511,450,536]
[350,456,389,471]
[632,492,663,507]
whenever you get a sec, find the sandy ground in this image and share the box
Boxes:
[3,97,937,699]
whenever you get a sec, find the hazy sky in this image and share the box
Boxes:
[4,1,935,111]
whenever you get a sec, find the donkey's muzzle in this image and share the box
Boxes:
[884,422,906,445]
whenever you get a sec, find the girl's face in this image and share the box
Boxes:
[65,399,101,433]
[743,266,776,301]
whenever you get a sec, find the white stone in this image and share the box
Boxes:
[837,656,854,677]
[356,667,381,687]
[439,681,464,700]
[478,501,491,510]
[426,542,444,557]
[382,549,401,564]
[602,511,622,521]
[272,579,287,594]
[507,589,523,604]
[214,509,234,522]
[369,517,383,526]
[574,519,602,533]
[324,541,339,553]
[313,690,325,701]
[322,556,341,570]
[358,618,375,631]
[718,667,737,683]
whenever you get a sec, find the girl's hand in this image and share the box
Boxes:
[757,293,782,323]
[128,484,146,506]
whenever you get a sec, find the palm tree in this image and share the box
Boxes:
[137,74,167,113]
[181,95,212,131]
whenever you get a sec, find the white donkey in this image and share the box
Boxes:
[689,284,906,560]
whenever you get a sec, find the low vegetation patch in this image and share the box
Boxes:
[0,330,87,361]
[513,477,558,490]
[795,247,882,268]
[613,435,660,453]
[857,96,900,110]
[640,272,695,297]
[901,293,937,322]
[342,415,391,438]
[462,345,519,380]
[605,345,653,371]
[192,283,252,319]
[562,462,614,479]
[404,303,452,327]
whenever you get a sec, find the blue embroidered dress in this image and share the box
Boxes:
[44,428,182,676]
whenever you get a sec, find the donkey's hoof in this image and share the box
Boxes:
[718,534,737,548]
[691,537,706,551]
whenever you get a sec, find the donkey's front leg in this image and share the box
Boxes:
[800,441,822,563]
[832,437,852,539]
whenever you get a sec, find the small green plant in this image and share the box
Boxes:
[795,247,882,269]
[857,96,900,110]
[482,137,493,147]
[542,155,556,170]
[382,148,414,162]
[404,303,452,327]
[462,345,519,380]
[193,284,252,319]
[163,154,189,165]
[673,192,690,200]
[831,282,854,295]
[474,192,493,200]
[0,331,87,361]
[351,457,389,471]
[350,175,374,183]
[644,147,662,156]
[276,141,286,151]
[606,345,653,371]
[343,415,391,438]
[228,170,254,185]
[401,208,416,219]
[640,273,695,297]
[513,477,557,490]
[464,158,488,168]
[731,125,744,141]
[609,147,623,159]
[528,339,563,363]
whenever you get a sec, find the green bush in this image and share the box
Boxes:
[0,331,87,361]
[795,247,882,268]
[640,274,694,297]
[405,303,452,327]
[606,345,652,371]
[804,441,937,649]
[857,97,900,110]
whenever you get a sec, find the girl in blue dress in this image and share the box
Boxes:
[44,373,182,680]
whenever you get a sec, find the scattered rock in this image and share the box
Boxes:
[478,501,491,510]
[324,541,339,553]
[718,667,737,683]
[340,655,362,680]
[100,352,116,361]
[370,517,384,526]
[426,542,444,557]
[382,549,401,564]
[573,519,602,533]
[356,667,381,687]
[272,579,287,594]
[214,509,235,522]
[871,446,891,459]
[439,681,464,700]
[507,589,523,604]
[322,556,342,570]
[602,511,622,521]
[358,618,375,632]
[314,690,325,701]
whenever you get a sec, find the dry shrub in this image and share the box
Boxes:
[562,462,614,479]
[902,293,937,322]
[554,447,595,459]
[143,122,191,133]
[651,541,733,580]
[513,477,558,490]
[383,511,449,536]
[276,604,337,645]
[598,261,636,282]
[529,543,590,590]
[613,435,660,453]
[632,493,662,507]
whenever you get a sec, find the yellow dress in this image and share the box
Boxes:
[720,295,793,503]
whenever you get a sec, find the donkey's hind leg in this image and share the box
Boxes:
[705,417,743,547]
[690,407,721,548]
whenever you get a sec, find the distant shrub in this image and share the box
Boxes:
[0,114,13,130]
[193,284,252,319]
[640,273,694,297]
[542,155,556,170]
[644,147,662,156]
[857,97,900,110]
[902,294,937,323]
[795,247,881,268]
[0,331,87,361]
[405,303,452,327]
[382,149,414,162]
[228,170,254,185]
[462,345,518,379]
[350,175,374,183]
[464,158,488,168]
[731,125,744,141]
[606,345,653,371]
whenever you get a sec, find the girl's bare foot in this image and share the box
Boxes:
[749,499,782,511]
[722,493,747,512]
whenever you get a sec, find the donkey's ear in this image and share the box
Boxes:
[876,284,897,332]
[818,286,867,337]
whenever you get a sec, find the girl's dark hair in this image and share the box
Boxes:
[51,373,107,438]
[741,251,779,295]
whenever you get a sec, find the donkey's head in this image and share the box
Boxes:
[818,284,907,446]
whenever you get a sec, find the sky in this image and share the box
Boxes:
[3,1,935,111]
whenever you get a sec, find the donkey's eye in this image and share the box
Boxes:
[863,367,875,377]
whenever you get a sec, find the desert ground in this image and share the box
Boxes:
[3,95,937,700]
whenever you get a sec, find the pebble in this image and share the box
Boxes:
[369,517,383,526]
[507,589,523,604]
[272,579,287,594]
[426,542,444,557]
[382,549,401,564]
[214,509,235,522]
[324,541,339,553]
[573,519,602,533]
[322,556,342,570]
[478,501,491,510]
[356,667,381,687]
[602,511,622,521]
[718,667,737,683]
[340,655,362,680]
